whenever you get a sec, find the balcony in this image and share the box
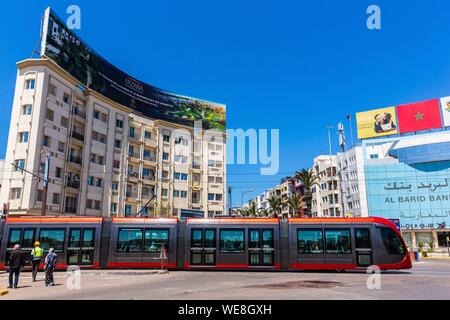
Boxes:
[142,191,155,199]
[71,130,85,142]
[65,205,77,214]
[142,174,156,182]
[192,163,201,170]
[192,181,200,189]
[69,155,82,165]
[72,107,86,119]
[127,171,139,180]
[143,155,157,162]
[126,191,138,198]
[66,180,80,189]
[128,151,140,158]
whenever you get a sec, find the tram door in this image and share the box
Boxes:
[249,229,274,266]
[67,228,95,265]
[355,228,372,267]
[190,228,216,265]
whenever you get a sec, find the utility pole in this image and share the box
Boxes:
[228,186,232,215]
[325,126,337,217]
[241,188,255,207]
[41,154,50,216]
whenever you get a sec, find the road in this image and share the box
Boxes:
[1,259,449,300]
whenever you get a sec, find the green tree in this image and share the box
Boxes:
[294,169,320,217]
[267,195,282,218]
[286,193,305,217]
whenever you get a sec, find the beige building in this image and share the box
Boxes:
[311,155,342,217]
[0,58,226,217]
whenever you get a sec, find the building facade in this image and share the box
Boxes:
[0,58,226,217]
[311,155,342,217]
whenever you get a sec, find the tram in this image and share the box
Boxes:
[0,216,411,271]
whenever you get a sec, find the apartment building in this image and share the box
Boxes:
[0,58,226,217]
[311,155,342,217]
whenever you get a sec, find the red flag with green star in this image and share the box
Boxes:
[397,98,442,133]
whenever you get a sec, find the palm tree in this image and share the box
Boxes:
[267,195,282,218]
[257,208,269,217]
[286,193,304,217]
[294,168,320,217]
[247,202,257,217]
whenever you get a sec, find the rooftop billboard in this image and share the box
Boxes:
[356,106,398,139]
[40,8,226,132]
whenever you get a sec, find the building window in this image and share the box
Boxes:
[25,79,35,90]
[173,190,180,198]
[162,170,168,180]
[48,84,57,96]
[114,139,121,149]
[163,134,170,143]
[129,127,136,138]
[220,229,244,253]
[63,92,70,104]
[180,191,187,198]
[10,188,22,200]
[97,155,104,165]
[18,132,29,143]
[113,160,120,169]
[46,108,54,122]
[110,203,118,213]
[162,189,168,197]
[116,119,123,128]
[43,135,51,148]
[370,154,378,159]
[112,182,119,191]
[60,116,69,128]
[144,131,151,139]
[174,172,180,180]
[92,131,106,144]
[52,193,61,205]
[55,167,62,178]
[58,141,65,153]
[13,159,25,172]
[162,152,169,161]
[208,193,214,201]
[215,194,223,201]
[22,104,32,115]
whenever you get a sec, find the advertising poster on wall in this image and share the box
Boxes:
[440,96,450,128]
[356,106,398,139]
[40,8,226,132]
[396,98,442,134]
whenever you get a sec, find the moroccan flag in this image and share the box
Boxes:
[397,98,442,133]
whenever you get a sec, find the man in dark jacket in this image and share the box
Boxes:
[7,244,25,289]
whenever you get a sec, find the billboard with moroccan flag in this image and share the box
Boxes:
[396,99,442,134]
[356,106,398,139]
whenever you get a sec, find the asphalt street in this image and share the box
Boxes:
[1,258,449,300]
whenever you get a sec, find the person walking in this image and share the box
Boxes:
[7,244,25,289]
[30,241,43,282]
[44,248,58,287]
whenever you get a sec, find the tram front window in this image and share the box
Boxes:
[381,227,405,255]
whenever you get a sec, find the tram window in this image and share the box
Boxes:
[8,229,21,248]
[191,229,203,247]
[381,227,405,255]
[144,229,169,253]
[325,229,351,254]
[355,228,371,249]
[297,229,323,254]
[22,229,35,249]
[249,230,259,248]
[69,229,81,247]
[220,229,244,253]
[83,229,95,247]
[204,229,216,248]
[39,229,65,253]
[117,228,143,253]
[262,230,274,249]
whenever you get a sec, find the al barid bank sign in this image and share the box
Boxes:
[40,8,226,132]
[365,161,450,230]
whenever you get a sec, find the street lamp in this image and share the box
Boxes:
[241,189,255,207]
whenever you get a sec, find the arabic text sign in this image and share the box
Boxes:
[356,106,398,139]
[365,161,450,230]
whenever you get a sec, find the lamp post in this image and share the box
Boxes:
[241,189,255,208]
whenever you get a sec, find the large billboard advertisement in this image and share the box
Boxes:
[396,98,442,134]
[356,106,398,139]
[440,96,450,128]
[40,8,226,132]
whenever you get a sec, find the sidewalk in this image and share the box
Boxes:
[0,269,169,278]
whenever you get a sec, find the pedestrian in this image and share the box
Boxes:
[7,244,25,289]
[44,248,58,287]
[30,241,43,282]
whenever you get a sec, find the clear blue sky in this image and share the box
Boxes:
[1,0,450,206]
